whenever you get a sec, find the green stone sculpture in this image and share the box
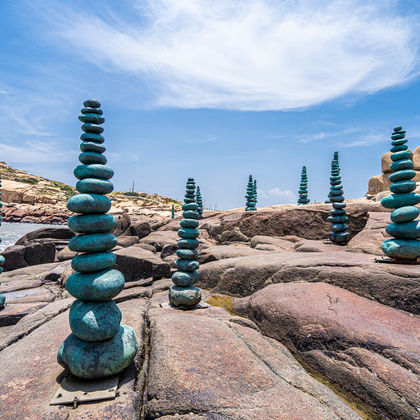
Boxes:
[196,186,203,218]
[171,204,175,219]
[0,175,5,310]
[57,99,138,379]
[169,177,201,309]
[245,175,257,211]
[328,152,350,244]
[297,166,310,205]
[381,126,420,260]
[253,179,258,207]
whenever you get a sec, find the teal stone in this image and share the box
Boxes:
[76,178,114,194]
[69,300,121,341]
[330,176,340,181]
[390,150,412,162]
[178,239,199,249]
[172,270,199,286]
[328,215,348,223]
[79,152,107,165]
[391,139,408,146]
[180,219,199,228]
[81,123,104,134]
[74,164,114,180]
[83,99,101,108]
[68,214,116,233]
[389,180,416,194]
[391,144,408,152]
[67,194,111,214]
[381,193,420,209]
[0,294,5,309]
[80,141,106,154]
[391,133,405,140]
[78,114,105,124]
[81,107,103,115]
[391,206,420,223]
[80,133,105,143]
[182,210,199,220]
[333,202,346,209]
[66,269,125,301]
[176,249,198,260]
[330,189,343,196]
[329,231,350,243]
[0,255,5,265]
[72,252,116,273]
[69,233,117,253]
[178,228,199,239]
[57,324,138,379]
[389,169,416,183]
[182,203,198,211]
[394,126,403,131]
[168,285,201,308]
[385,221,420,239]
[381,239,420,260]
[330,196,344,202]
[331,223,348,232]
[175,258,199,272]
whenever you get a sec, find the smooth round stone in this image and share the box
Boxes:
[180,219,199,228]
[79,152,107,165]
[172,270,199,286]
[381,193,420,209]
[333,202,347,209]
[67,194,111,214]
[83,99,101,108]
[391,133,405,140]
[77,178,114,194]
[177,239,199,249]
[182,203,198,211]
[329,231,350,244]
[391,206,420,223]
[330,189,343,197]
[297,199,309,204]
[184,199,195,205]
[330,196,344,202]
[68,214,116,233]
[394,126,403,132]
[330,176,340,181]
[178,228,199,239]
[176,249,198,260]
[389,169,416,183]
[70,300,121,341]
[81,107,103,115]
[80,133,105,143]
[0,294,5,309]
[81,123,104,134]
[72,252,116,273]
[0,255,5,265]
[330,181,342,187]
[391,144,408,153]
[78,113,105,124]
[175,258,199,272]
[381,239,420,260]
[168,285,201,308]
[390,180,416,194]
[66,269,125,301]
[69,233,117,253]
[328,215,348,223]
[74,164,114,180]
[331,223,348,233]
[391,150,412,162]
[57,324,138,379]
[391,139,408,146]
[80,141,106,154]
[386,221,420,239]
[182,210,199,220]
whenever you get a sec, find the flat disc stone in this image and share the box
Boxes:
[80,133,105,144]
[80,141,106,154]
[176,249,199,260]
[182,203,198,211]
[381,193,420,209]
[392,139,408,146]
[78,113,105,124]
[382,238,420,260]
[391,144,408,153]
[172,270,199,286]
[390,159,413,172]
[328,215,348,223]
[74,164,114,180]
[330,196,344,202]
[178,228,199,239]
[329,231,350,244]
[69,233,117,253]
[386,221,420,239]
[389,169,416,183]
[66,269,125,301]
[76,178,114,195]
[391,206,420,223]
[177,238,199,249]
[68,214,116,233]
[180,219,199,228]
[331,223,348,232]
[330,189,343,197]
[175,258,199,272]
[389,180,416,194]
[182,210,199,220]
[81,123,104,134]
[391,150,412,162]
[83,99,101,108]
[168,285,201,308]
[79,152,107,165]
[57,324,138,379]
[330,208,346,216]
[69,300,122,341]
[67,194,111,214]
[72,252,116,273]
[81,107,103,115]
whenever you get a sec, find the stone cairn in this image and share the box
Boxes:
[196,186,203,218]
[169,177,201,308]
[381,126,420,260]
[253,179,258,207]
[57,99,138,379]
[328,152,350,244]
[245,175,257,211]
[171,204,175,219]
[297,166,310,205]
[0,174,5,310]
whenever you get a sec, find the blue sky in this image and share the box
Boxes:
[0,0,419,209]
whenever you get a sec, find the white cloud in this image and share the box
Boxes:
[259,187,296,203]
[37,0,420,111]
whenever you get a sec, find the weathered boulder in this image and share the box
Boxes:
[3,242,56,271]
[117,236,140,248]
[112,212,131,236]
[219,227,249,243]
[130,220,152,238]
[138,230,179,252]
[15,227,74,245]
[234,282,420,420]
[250,235,297,251]
[57,246,77,261]
[197,245,268,264]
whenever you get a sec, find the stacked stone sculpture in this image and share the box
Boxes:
[381,126,420,260]
[253,179,258,207]
[57,99,138,379]
[297,166,310,205]
[245,175,257,211]
[0,175,5,310]
[196,186,203,218]
[328,152,350,244]
[171,204,175,219]
[169,178,201,309]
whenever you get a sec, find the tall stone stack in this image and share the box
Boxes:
[328,152,350,244]
[253,179,258,207]
[169,177,201,309]
[57,99,138,379]
[297,166,310,205]
[381,126,420,260]
[196,186,203,218]
[245,175,257,211]
[0,174,5,310]
[171,204,175,219]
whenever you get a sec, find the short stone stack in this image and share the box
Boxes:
[171,204,175,219]
[169,178,201,309]
[381,126,420,260]
[245,175,257,211]
[196,186,203,218]
[297,166,310,205]
[57,99,138,379]
[328,152,350,244]
[0,175,5,310]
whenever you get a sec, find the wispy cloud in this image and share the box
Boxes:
[33,0,420,111]
[258,187,296,203]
